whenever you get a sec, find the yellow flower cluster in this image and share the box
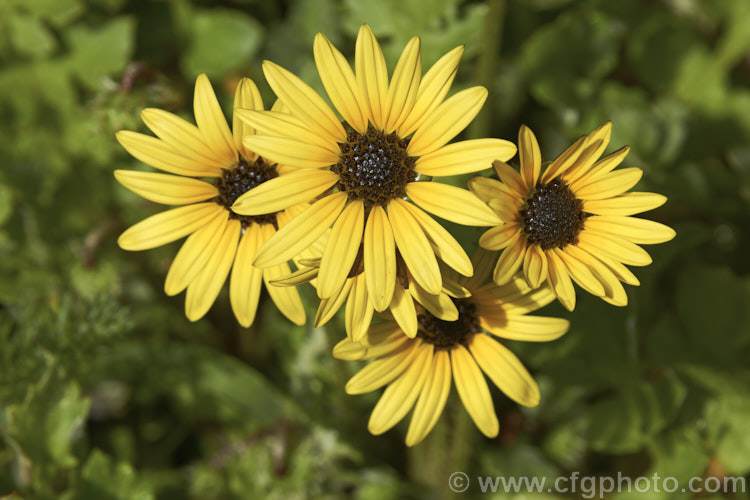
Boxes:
[114,25,674,446]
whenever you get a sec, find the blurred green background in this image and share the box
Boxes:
[1,0,750,498]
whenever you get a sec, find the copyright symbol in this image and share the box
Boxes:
[449,472,470,492]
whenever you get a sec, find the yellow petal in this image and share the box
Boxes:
[118,203,224,251]
[254,192,348,267]
[592,249,640,287]
[415,138,516,177]
[140,108,224,168]
[319,201,365,298]
[407,86,487,156]
[235,109,339,154]
[269,266,319,287]
[492,234,526,284]
[364,206,396,312]
[399,201,472,276]
[539,135,587,184]
[232,168,339,215]
[116,131,221,177]
[562,245,628,306]
[546,250,576,311]
[409,279,458,321]
[345,342,418,394]
[573,167,643,200]
[584,216,676,244]
[384,36,421,132]
[165,213,228,296]
[479,224,520,251]
[355,24,389,130]
[262,234,306,325]
[577,230,653,267]
[462,247,498,290]
[406,182,500,226]
[242,135,339,169]
[334,323,407,360]
[518,125,541,191]
[368,343,433,435]
[560,122,613,182]
[451,344,499,438]
[358,322,411,360]
[468,176,521,220]
[554,248,605,297]
[566,145,629,185]
[405,349,451,446]
[262,60,346,143]
[468,175,521,203]
[390,285,418,338]
[522,244,548,289]
[230,224,266,327]
[314,32,368,133]
[398,45,464,137]
[492,160,526,195]
[388,198,441,295]
[345,273,374,342]
[114,170,217,205]
[332,338,367,361]
[442,277,471,298]
[279,204,329,261]
[480,312,569,341]
[194,73,237,164]
[232,77,264,159]
[315,278,353,327]
[469,334,540,407]
[583,192,667,216]
[185,219,241,321]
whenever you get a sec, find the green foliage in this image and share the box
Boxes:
[1,0,749,498]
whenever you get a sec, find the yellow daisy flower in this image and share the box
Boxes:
[333,250,569,446]
[469,123,676,311]
[231,25,515,313]
[115,74,306,326]
[273,256,471,341]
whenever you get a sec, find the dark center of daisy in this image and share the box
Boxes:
[332,126,417,207]
[417,299,481,350]
[519,179,585,250]
[215,156,278,227]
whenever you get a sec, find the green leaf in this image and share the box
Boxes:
[18,0,83,27]
[343,0,486,64]
[675,266,750,366]
[584,375,686,454]
[519,9,621,107]
[627,14,701,94]
[8,11,57,58]
[650,428,709,483]
[3,366,90,471]
[705,395,750,475]
[181,9,263,79]
[0,183,12,226]
[63,449,154,500]
[66,17,134,89]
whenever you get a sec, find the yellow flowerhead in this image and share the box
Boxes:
[232,25,516,316]
[333,250,569,446]
[115,74,308,326]
[470,123,676,310]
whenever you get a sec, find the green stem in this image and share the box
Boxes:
[467,0,507,140]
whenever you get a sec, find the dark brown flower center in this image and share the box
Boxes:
[519,179,585,250]
[332,126,417,207]
[215,156,278,227]
[417,299,481,350]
